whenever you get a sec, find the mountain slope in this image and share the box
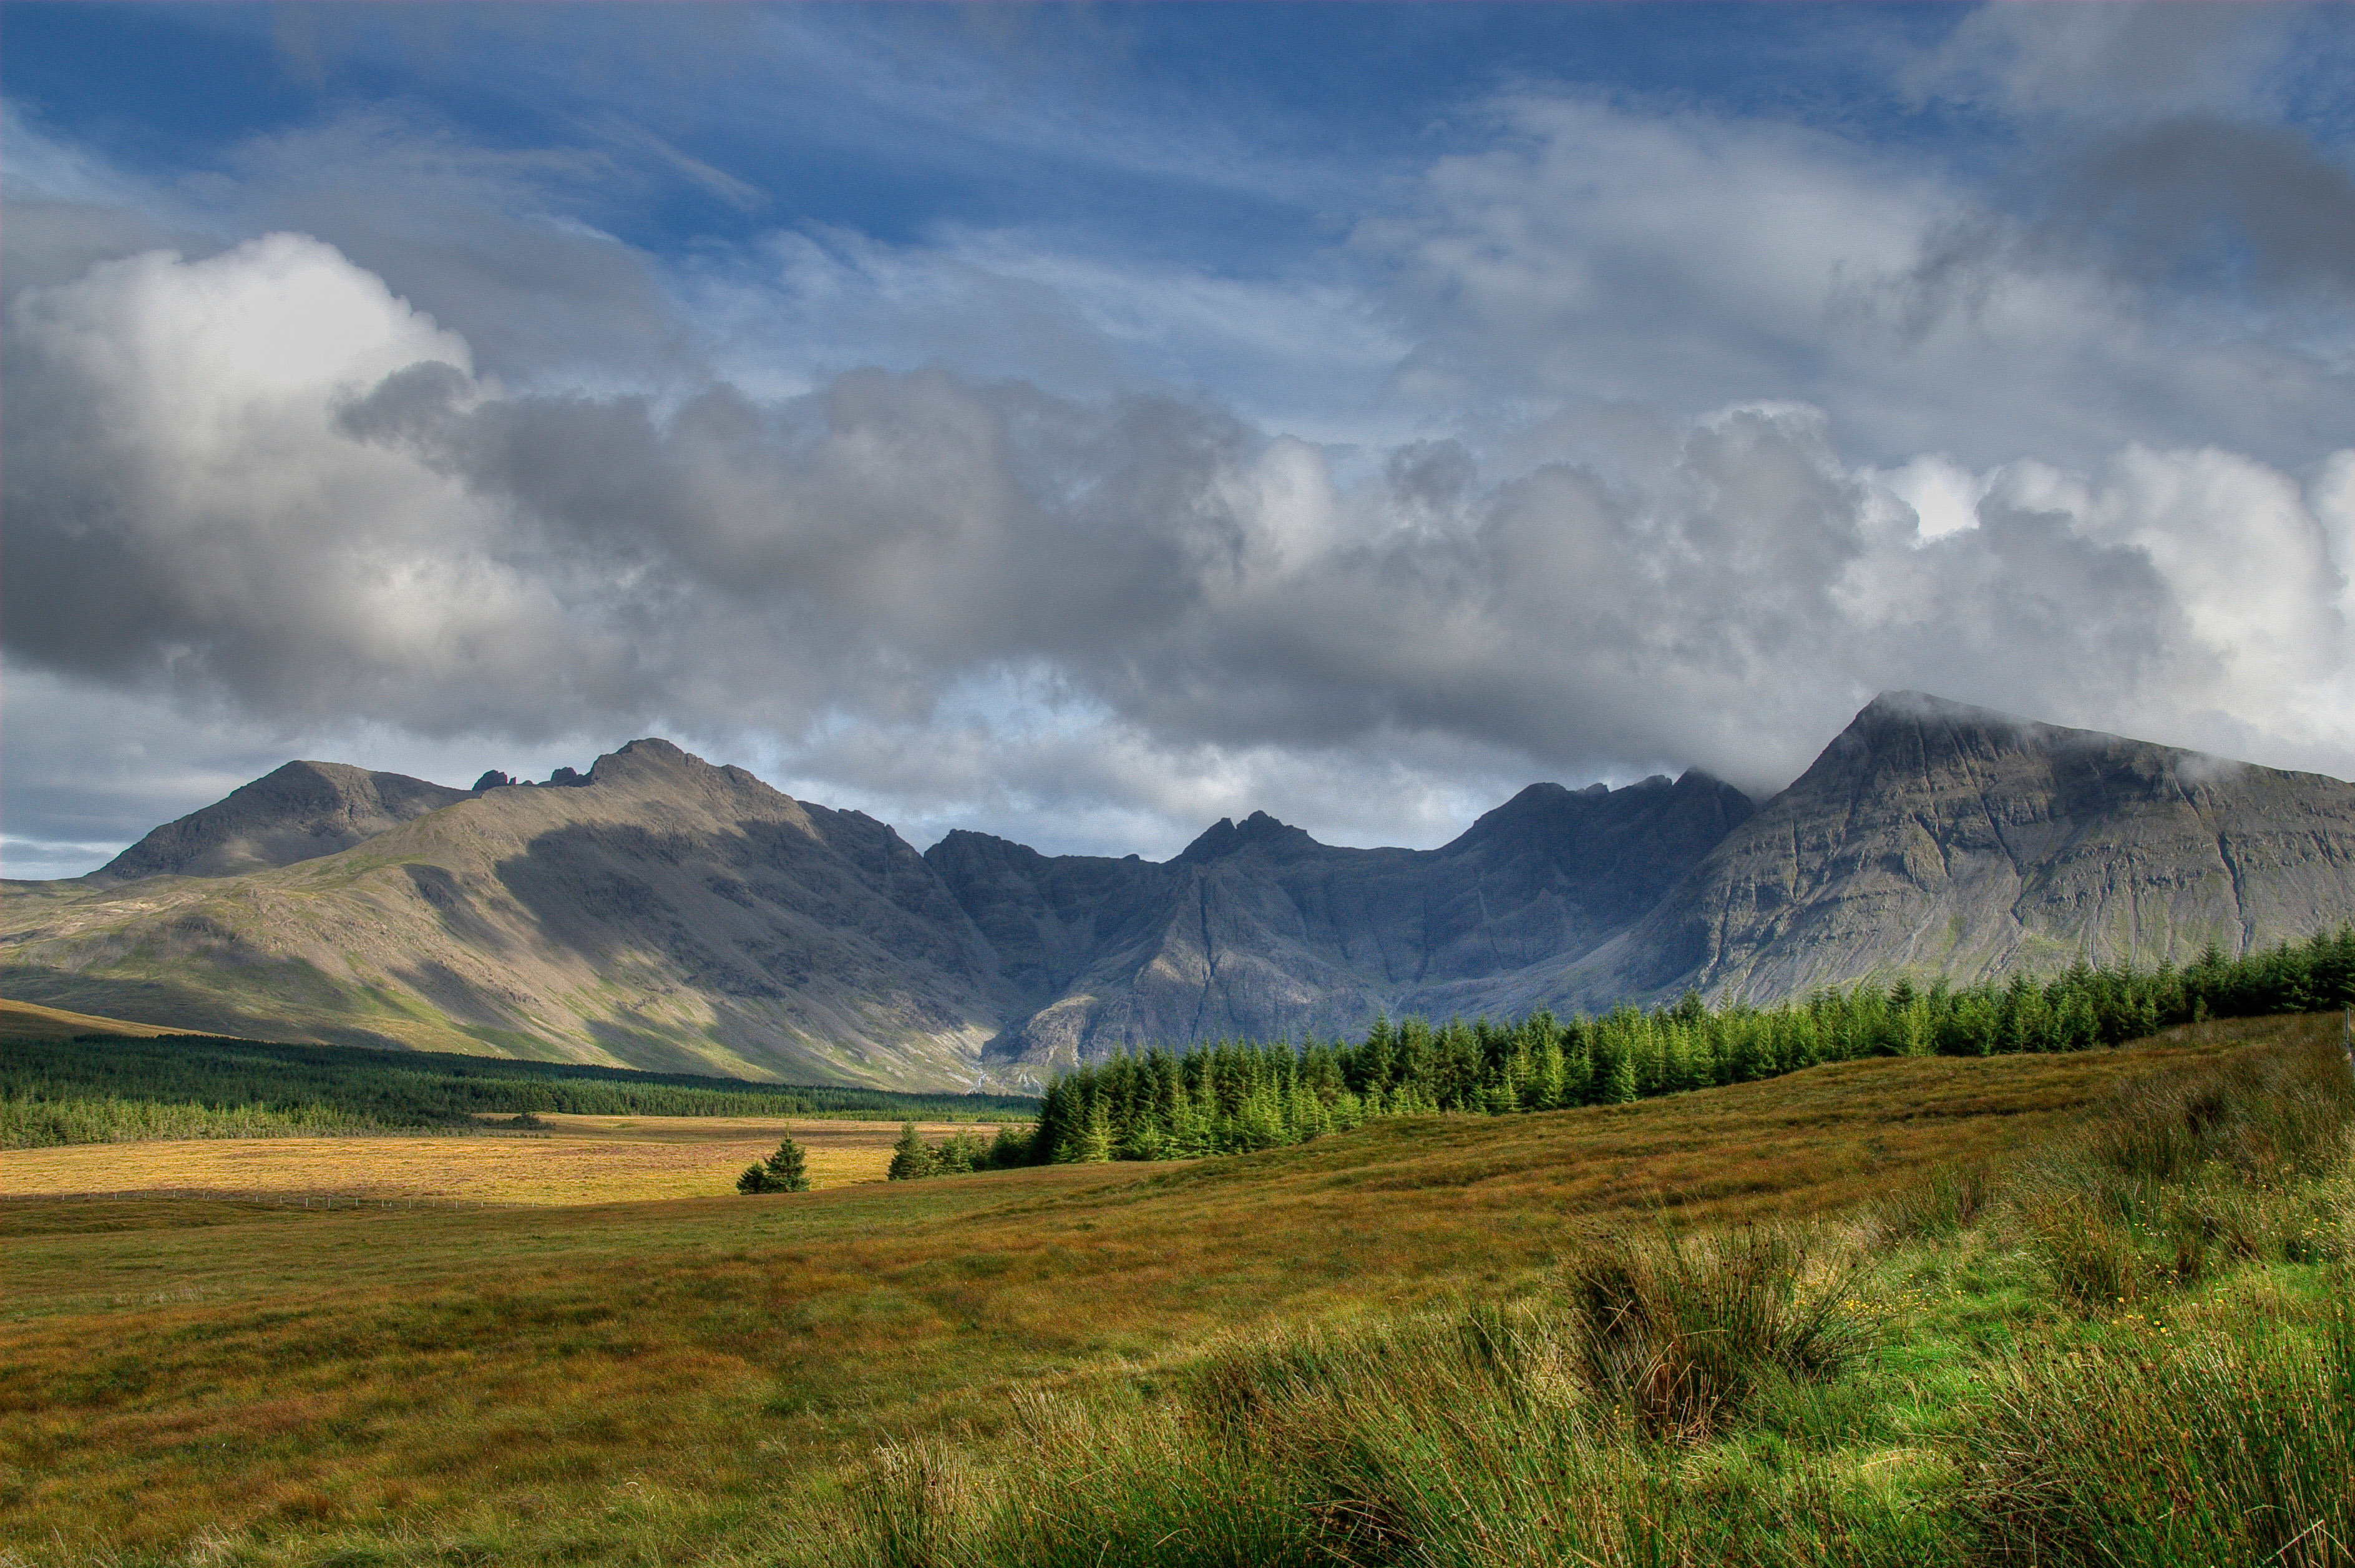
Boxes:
[94,762,472,882]
[1561,692,2355,1008]
[7,694,2352,1088]
[1,741,1017,1088]
[927,771,1756,1068]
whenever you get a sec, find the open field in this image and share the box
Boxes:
[0,1116,982,1203]
[0,997,217,1041]
[1,1013,2347,1564]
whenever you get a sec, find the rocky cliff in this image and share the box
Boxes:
[1558,692,2355,1009]
[8,694,2353,1088]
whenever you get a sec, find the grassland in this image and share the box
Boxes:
[0,1116,985,1204]
[0,998,216,1041]
[0,1032,1038,1152]
[0,1013,2348,1566]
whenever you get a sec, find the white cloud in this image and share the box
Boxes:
[8,51,2355,876]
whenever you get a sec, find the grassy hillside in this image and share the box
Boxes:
[0,1013,2347,1564]
[0,1033,1038,1150]
[0,997,220,1041]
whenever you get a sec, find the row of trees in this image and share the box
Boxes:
[734,928,2355,1189]
[1,1033,1039,1134]
[1005,928,2355,1168]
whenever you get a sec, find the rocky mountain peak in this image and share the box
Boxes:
[94,761,470,882]
[1174,810,1317,865]
[585,737,698,783]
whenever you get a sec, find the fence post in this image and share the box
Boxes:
[2344,1006,2353,1085]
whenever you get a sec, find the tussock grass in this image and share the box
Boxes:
[2,1015,2349,1565]
[790,1017,2355,1568]
[1564,1224,1867,1439]
[1965,1288,2355,1567]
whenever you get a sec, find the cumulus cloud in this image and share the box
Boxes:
[7,18,2355,875]
[1378,92,2353,474]
[7,231,2353,850]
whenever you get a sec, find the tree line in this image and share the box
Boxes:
[0,1033,1037,1149]
[880,928,2355,1174]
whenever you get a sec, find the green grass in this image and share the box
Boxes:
[0,1033,1037,1149]
[0,1014,2348,1565]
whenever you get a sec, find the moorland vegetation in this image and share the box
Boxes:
[2,1014,2347,1566]
[884,928,2355,1173]
[795,1027,2354,1568]
[0,1035,1036,1150]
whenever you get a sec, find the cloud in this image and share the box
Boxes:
[2050,116,2355,301]
[7,44,2355,875]
[7,232,2353,854]
[1902,4,2303,119]
[1377,91,2353,474]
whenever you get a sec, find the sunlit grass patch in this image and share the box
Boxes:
[2,1015,2346,1564]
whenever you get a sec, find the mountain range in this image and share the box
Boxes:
[6,693,2353,1089]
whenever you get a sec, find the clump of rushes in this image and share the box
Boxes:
[1865,1160,1996,1246]
[1564,1224,1870,1439]
[2024,1030,2354,1312]
[1966,1290,2355,1567]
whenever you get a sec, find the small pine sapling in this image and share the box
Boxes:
[887,1121,936,1181]
[738,1132,812,1193]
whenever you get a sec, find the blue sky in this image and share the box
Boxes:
[5,3,2354,875]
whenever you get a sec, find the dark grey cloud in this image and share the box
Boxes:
[7,233,2347,827]
[6,47,2355,877]
[2055,116,2355,300]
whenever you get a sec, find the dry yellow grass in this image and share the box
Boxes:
[0,1116,981,1203]
[0,996,217,1041]
[0,1018,2327,1563]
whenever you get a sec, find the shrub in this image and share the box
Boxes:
[1564,1225,1868,1439]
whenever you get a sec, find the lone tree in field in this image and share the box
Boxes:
[887,1120,936,1181]
[737,1132,812,1193]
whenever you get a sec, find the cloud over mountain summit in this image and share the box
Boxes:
[3,4,2352,872]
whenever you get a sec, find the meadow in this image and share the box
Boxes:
[0,1016,1036,1152]
[0,1116,983,1205]
[3,1012,2348,1565]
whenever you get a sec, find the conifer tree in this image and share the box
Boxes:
[738,1132,811,1192]
[887,1120,936,1181]
[1602,1040,1639,1105]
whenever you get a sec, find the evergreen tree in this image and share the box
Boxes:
[1601,1040,1639,1105]
[738,1131,811,1193]
[932,1129,985,1174]
[887,1120,936,1181]
[985,1122,1035,1168]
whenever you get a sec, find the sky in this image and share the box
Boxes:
[4,2,2354,878]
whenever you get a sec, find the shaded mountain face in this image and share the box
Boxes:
[94,762,472,882]
[7,694,2351,1089]
[925,771,1757,1070]
[1558,692,2355,1010]
[3,741,1017,1089]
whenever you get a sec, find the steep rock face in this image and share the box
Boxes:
[12,694,2351,1090]
[927,771,1756,1069]
[1565,693,2355,1007]
[2,740,1018,1088]
[93,762,472,882]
